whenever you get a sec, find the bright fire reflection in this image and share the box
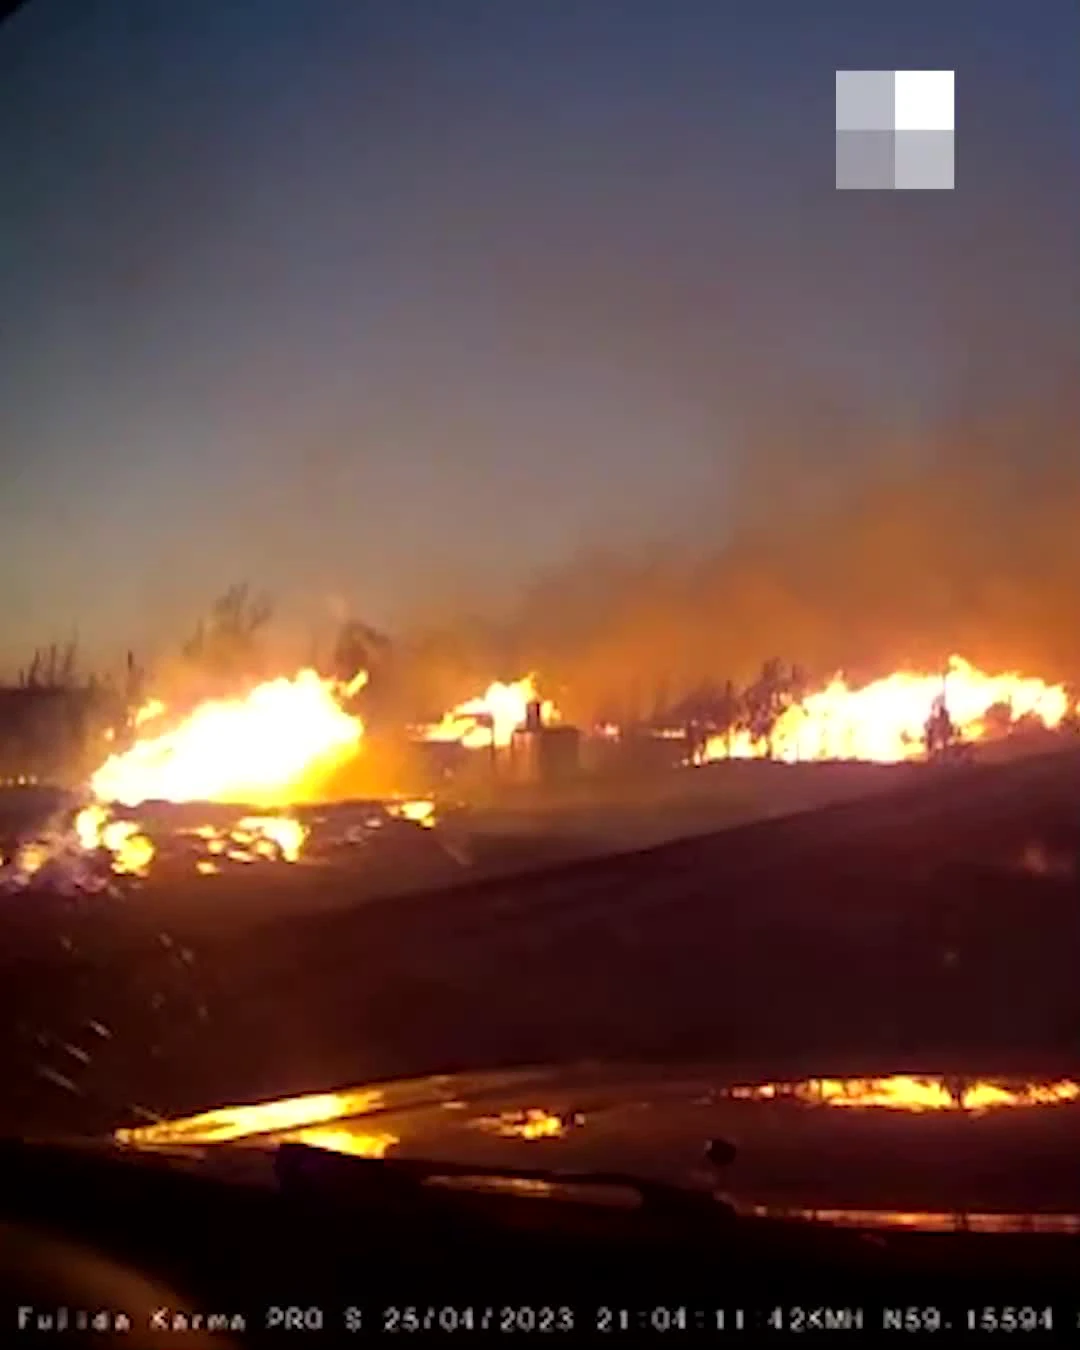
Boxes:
[749,1206,1080,1235]
[114,1089,385,1146]
[474,1109,577,1140]
[389,798,437,828]
[282,1127,399,1158]
[726,1075,1080,1113]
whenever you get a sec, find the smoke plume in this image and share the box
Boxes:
[407,379,1080,723]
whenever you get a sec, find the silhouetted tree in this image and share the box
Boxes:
[23,649,40,687]
[331,619,392,683]
[742,657,792,757]
[669,682,706,725]
[330,617,394,725]
[1060,684,1080,736]
[124,650,146,711]
[16,640,81,689]
[58,639,77,686]
[715,678,742,757]
[181,583,274,683]
[983,700,1013,739]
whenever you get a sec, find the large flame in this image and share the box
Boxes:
[700,656,1073,764]
[90,670,366,807]
[421,675,558,749]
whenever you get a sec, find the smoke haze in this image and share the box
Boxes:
[2,2,1076,690]
[404,379,1080,721]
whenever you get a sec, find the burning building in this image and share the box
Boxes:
[414,675,581,790]
[505,698,582,787]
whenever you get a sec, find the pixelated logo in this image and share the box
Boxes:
[836,70,954,190]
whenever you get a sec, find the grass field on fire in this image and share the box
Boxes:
[1,742,1078,1140]
[5,0,1079,1229]
[2,650,1079,1140]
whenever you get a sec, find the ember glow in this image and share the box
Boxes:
[475,1108,576,1140]
[700,656,1074,764]
[182,815,308,865]
[74,803,156,877]
[422,675,558,748]
[69,804,308,877]
[389,798,437,828]
[230,815,307,862]
[90,670,366,807]
[0,805,151,893]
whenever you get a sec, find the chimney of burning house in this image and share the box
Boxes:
[525,699,543,731]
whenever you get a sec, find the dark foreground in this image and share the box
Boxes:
[1,750,1078,1138]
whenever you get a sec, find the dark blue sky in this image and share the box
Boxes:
[1,0,1077,672]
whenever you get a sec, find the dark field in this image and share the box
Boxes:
[1,751,1078,1139]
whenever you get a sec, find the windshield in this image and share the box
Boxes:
[1,0,1079,1199]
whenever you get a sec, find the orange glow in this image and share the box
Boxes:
[114,1088,386,1146]
[89,670,366,807]
[283,1127,398,1157]
[388,798,437,828]
[748,1206,1080,1235]
[421,676,558,748]
[228,815,307,862]
[699,655,1074,763]
[726,1075,1080,1113]
[74,803,155,877]
[133,698,167,728]
[474,1109,578,1139]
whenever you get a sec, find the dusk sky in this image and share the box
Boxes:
[1,0,1077,675]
